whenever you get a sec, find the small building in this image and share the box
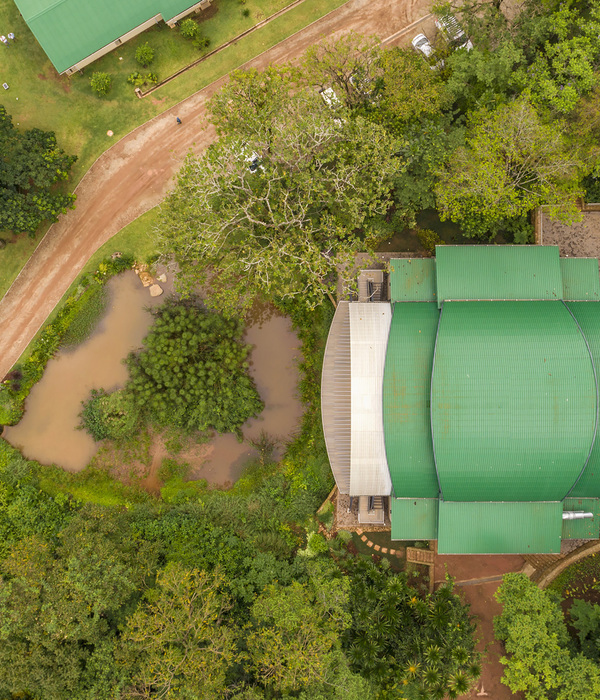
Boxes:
[322,246,600,554]
[14,0,212,75]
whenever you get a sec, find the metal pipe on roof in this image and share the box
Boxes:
[562,511,594,520]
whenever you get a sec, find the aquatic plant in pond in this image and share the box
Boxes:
[82,299,263,438]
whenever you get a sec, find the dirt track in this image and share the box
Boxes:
[0,0,433,379]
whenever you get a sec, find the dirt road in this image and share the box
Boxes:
[0,0,433,380]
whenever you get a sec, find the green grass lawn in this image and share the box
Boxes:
[0,234,39,298]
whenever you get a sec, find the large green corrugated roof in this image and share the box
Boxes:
[14,0,196,73]
[391,499,438,540]
[560,259,600,301]
[435,245,563,307]
[383,303,439,497]
[565,302,600,498]
[431,301,597,502]
[438,501,563,554]
[389,259,437,302]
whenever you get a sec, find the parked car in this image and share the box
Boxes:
[435,14,473,50]
[411,33,444,70]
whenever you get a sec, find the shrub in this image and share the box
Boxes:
[308,532,329,555]
[179,18,209,50]
[416,227,445,255]
[193,35,210,51]
[90,72,112,97]
[80,389,140,441]
[242,8,250,16]
[135,42,155,67]
[127,72,159,88]
[179,18,199,39]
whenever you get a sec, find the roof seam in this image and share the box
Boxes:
[429,301,444,501]
[562,299,600,500]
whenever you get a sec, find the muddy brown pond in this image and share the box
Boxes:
[4,271,303,483]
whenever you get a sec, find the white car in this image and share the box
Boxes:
[435,14,473,51]
[411,33,444,69]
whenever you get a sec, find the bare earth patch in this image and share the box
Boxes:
[540,210,600,259]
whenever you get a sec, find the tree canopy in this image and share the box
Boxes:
[0,105,77,235]
[159,72,403,314]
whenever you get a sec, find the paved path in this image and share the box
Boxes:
[0,0,433,380]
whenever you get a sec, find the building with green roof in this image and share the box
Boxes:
[14,0,211,75]
[321,246,600,554]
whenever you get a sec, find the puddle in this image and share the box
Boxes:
[5,278,303,483]
[4,272,166,471]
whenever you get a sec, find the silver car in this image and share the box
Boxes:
[411,33,444,69]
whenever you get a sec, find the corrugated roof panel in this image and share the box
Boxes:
[14,0,198,73]
[383,303,439,497]
[565,302,600,498]
[431,301,596,502]
[389,259,437,302]
[391,498,438,540]
[321,302,351,494]
[562,498,600,539]
[438,501,563,554]
[435,246,563,307]
[561,258,600,301]
[349,303,392,496]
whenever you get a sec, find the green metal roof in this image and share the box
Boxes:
[389,259,437,302]
[562,498,600,540]
[391,498,438,540]
[431,301,597,502]
[560,258,600,301]
[383,303,439,497]
[14,0,196,73]
[435,246,563,307]
[564,302,600,499]
[437,501,563,554]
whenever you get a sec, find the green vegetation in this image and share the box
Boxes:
[0,425,478,699]
[549,552,600,601]
[0,105,77,235]
[0,255,133,425]
[59,284,108,348]
[495,573,600,698]
[80,299,264,438]
[90,71,112,96]
[135,42,155,68]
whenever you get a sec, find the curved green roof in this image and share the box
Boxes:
[383,303,439,497]
[431,301,597,502]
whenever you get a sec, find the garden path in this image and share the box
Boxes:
[0,0,433,380]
